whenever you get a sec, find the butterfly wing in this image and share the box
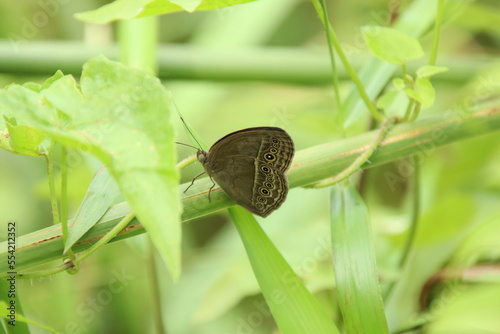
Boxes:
[203,127,294,217]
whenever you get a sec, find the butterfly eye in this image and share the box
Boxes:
[257,196,266,203]
[272,138,279,144]
[264,153,276,161]
[259,188,270,196]
[265,182,274,188]
[270,148,278,154]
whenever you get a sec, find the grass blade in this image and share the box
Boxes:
[229,206,339,334]
[330,183,388,333]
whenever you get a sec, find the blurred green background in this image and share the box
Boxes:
[1,0,500,333]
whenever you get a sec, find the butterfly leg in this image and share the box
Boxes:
[183,171,206,193]
[207,175,216,202]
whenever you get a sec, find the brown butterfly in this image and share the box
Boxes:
[184,127,294,217]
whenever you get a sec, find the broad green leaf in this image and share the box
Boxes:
[0,56,182,279]
[64,167,120,253]
[2,116,45,156]
[405,77,435,109]
[75,0,151,23]
[362,26,425,65]
[416,65,449,78]
[41,70,65,90]
[229,206,339,334]
[40,74,83,120]
[22,82,42,92]
[141,0,255,16]
[330,183,389,334]
[75,0,256,23]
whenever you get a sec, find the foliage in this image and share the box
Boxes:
[0,0,499,333]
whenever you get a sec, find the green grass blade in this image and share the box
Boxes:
[330,183,389,333]
[229,206,339,334]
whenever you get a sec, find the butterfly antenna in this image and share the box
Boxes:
[175,141,199,150]
[169,91,204,151]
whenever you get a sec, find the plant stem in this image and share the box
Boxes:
[308,117,396,188]
[403,100,414,121]
[60,146,76,263]
[148,238,167,334]
[46,153,60,227]
[319,0,343,119]
[400,156,421,269]
[75,212,136,264]
[17,260,75,279]
[429,0,445,66]
[177,154,197,170]
[118,16,158,74]
[310,0,384,122]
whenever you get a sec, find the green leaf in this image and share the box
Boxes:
[41,70,65,90]
[405,77,435,109]
[0,56,182,280]
[141,0,256,15]
[229,206,339,334]
[75,0,256,23]
[40,74,83,120]
[377,90,401,110]
[362,26,425,65]
[416,65,449,78]
[74,0,151,23]
[2,116,45,157]
[65,167,120,253]
[330,183,389,334]
[392,78,406,90]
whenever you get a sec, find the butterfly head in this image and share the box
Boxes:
[196,150,208,165]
